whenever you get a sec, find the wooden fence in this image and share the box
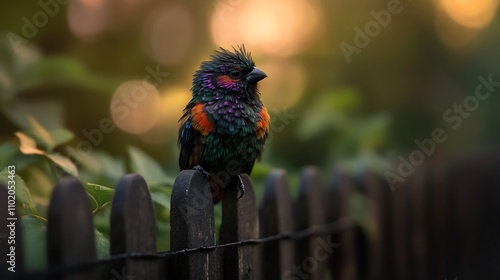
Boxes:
[1,152,500,279]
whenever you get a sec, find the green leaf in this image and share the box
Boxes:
[84,182,114,214]
[28,116,55,151]
[21,215,47,271]
[0,143,19,166]
[356,114,390,150]
[50,128,74,148]
[25,166,56,203]
[67,148,125,183]
[27,117,74,151]
[45,153,78,177]
[150,189,170,210]
[15,56,117,94]
[0,168,36,214]
[95,229,110,259]
[16,132,45,155]
[250,162,274,180]
[128,146,174,186]
[2,100,64,130]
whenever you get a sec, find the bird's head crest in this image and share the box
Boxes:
[193,45,266,100]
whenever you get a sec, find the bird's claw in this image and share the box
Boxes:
[193,165,211,177]
[237,174,245,199]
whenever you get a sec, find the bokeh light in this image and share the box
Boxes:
[137,87,192,144]
[110,80,161,134]
[159,87,192,130]
[142,4,194,66]
[68,0,108,41]
[437,0,498,29]
[211,0,321,56]
[435,9,480,48]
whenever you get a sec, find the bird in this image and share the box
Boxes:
[178,45,270,203]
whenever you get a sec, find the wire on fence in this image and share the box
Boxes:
[10,217,353,279]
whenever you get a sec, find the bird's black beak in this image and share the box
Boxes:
[246,67,267,83]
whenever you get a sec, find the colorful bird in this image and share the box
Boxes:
[178,46,270,203]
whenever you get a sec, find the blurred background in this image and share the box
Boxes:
[1,0,500,267]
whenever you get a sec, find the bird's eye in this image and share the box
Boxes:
[229,69,241,78]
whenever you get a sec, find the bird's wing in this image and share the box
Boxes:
[178,115,200,170]
[178,103,215,170]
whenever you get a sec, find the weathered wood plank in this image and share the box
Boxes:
[329,169,357,280]
[260,169,294,280]
[422,157,448,280]
[221,174,260,280]
[170,170,217,280]
[47,177,97,280]
[362,170,393,280]
[325,169,343,280]
[294,166,327,280]
[443,152,500,279]
[110,173,161,280]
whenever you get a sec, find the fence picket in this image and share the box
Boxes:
[362,170,393,280]
[110,174,161,279]
[295,166,327,280]
[170,170,218,279]
[425,157,448,280]
[391,169,412,280]
[406,167,430,280]
[331,169,361,280]
[325,169,345,280]
[47,177,97,280]
[221,174,260,280]
[444,153,500,279]
[260,169,294,280]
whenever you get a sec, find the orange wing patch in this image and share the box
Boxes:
[257,106,270,140]
[192,103,215,136]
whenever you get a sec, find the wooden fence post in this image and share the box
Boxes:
[423,158,448,280]
[390,168,413,280]
[260,169,294,280]
[295,166,328,280]
[325,169,343,280]
[110,174,161,280]
[443,153,500,280]
[362,170,393,280]
[328,169,357,280]
[1,182,24,275]
[47,177,97,280]
[170,170,217,279]
[221,174,260,280]
[406,166,430,280]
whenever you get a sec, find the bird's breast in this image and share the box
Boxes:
[204,97,261,136]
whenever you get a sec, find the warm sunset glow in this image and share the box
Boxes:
[211,0,321,56]
[438,0,498,29]
[110,80,161,134]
